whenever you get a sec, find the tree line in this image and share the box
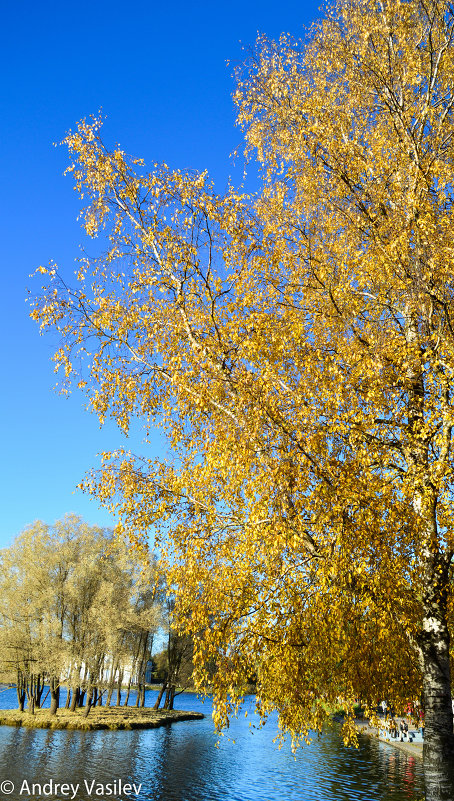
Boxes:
[0,516,170,716]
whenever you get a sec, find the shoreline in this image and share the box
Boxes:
[355,719,423,759]
[0,707,204,731]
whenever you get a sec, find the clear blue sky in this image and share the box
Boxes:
[1,0,319,548]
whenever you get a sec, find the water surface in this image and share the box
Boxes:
[0,688,424,800]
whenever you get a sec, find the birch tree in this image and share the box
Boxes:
[31,1,454,797]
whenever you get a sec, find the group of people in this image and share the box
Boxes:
[386,718,411,741]
[379,700,424,742]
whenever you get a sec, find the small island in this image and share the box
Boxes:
[0,706,204,731]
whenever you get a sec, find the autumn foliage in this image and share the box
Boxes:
[33,1,454,797]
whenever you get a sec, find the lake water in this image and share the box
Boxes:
[0,688,424,800]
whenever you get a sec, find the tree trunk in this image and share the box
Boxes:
[70,687,79,712]
[35,674,44,708]
[163,686,169,710]
[65,689,71,709]
[106,657,118,707]
[25,676,36,715]
[16,670,26,712]
[139,686,145,708]
[124,675,132,706]
[153,681,167,711]
[420,552,454,801]
[165,685,176,710]
[404,312,454,800]
[136,632,150,708]
[79,663,88,707]
[116,668,123,706]
[49,678,60,716]
[83,685,93,718]
[128,634,143,707]
[163,683,176,710]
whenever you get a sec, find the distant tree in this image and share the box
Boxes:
[0,517,160,717]
[0,520,74,714]
[153,599,193,711]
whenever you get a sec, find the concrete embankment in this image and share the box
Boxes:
[355,719,423,758]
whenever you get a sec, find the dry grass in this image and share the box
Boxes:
[0,706,204,731]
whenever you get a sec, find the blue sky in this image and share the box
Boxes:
[1,0,319,548]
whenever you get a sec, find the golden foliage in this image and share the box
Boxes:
[32,0,454,749]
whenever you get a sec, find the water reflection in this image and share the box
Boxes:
[0,690,424,800]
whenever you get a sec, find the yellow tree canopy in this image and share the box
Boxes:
[33,0,454,787]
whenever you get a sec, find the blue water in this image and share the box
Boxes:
[0,688,424,800]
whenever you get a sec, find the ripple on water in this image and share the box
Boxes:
[0,690,424,800]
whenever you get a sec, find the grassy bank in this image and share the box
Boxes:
[0,706,204,731]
